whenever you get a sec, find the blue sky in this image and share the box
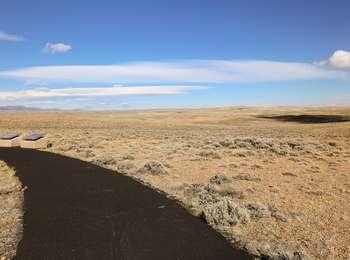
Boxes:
[0,0,349,109]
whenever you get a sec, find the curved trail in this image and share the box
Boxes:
[0,148,249,260]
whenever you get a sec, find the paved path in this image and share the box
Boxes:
[0,148,249,260]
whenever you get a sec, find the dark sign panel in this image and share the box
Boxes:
[0,133,19,140]
[23,133,44,141]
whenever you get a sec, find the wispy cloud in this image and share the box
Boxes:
[0,31,25,42]
[42,43,72,54]
[0,85,207,101]
[0,60,346,84]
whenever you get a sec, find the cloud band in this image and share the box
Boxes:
[0,85,208,101]
[0,60,346,84]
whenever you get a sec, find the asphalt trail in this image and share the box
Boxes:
[0,148,250,260]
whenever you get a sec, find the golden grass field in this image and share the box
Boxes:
[1,106,349,259]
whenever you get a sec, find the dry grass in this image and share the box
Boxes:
[1,106,349,259]
[0,161,23,260]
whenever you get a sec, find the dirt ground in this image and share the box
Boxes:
[1,106,349,259]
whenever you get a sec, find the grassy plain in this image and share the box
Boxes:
[1,107,349,259]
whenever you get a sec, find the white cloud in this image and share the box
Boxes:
[0,85,207,101]
[327,50,350,69]
[0,31,25,42]
[0,60,346,84]
[42,43,72,54]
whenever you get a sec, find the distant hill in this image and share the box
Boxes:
[0,106,42,111]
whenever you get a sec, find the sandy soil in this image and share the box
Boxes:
[0,106,349,259]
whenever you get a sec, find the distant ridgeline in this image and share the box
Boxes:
[0,106,42,111]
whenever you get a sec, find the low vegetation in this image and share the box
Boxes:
[1,107,349,259]
[0,161,23,260]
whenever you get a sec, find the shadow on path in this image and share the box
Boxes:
[257,114,350,124]
[0,148,249,260]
